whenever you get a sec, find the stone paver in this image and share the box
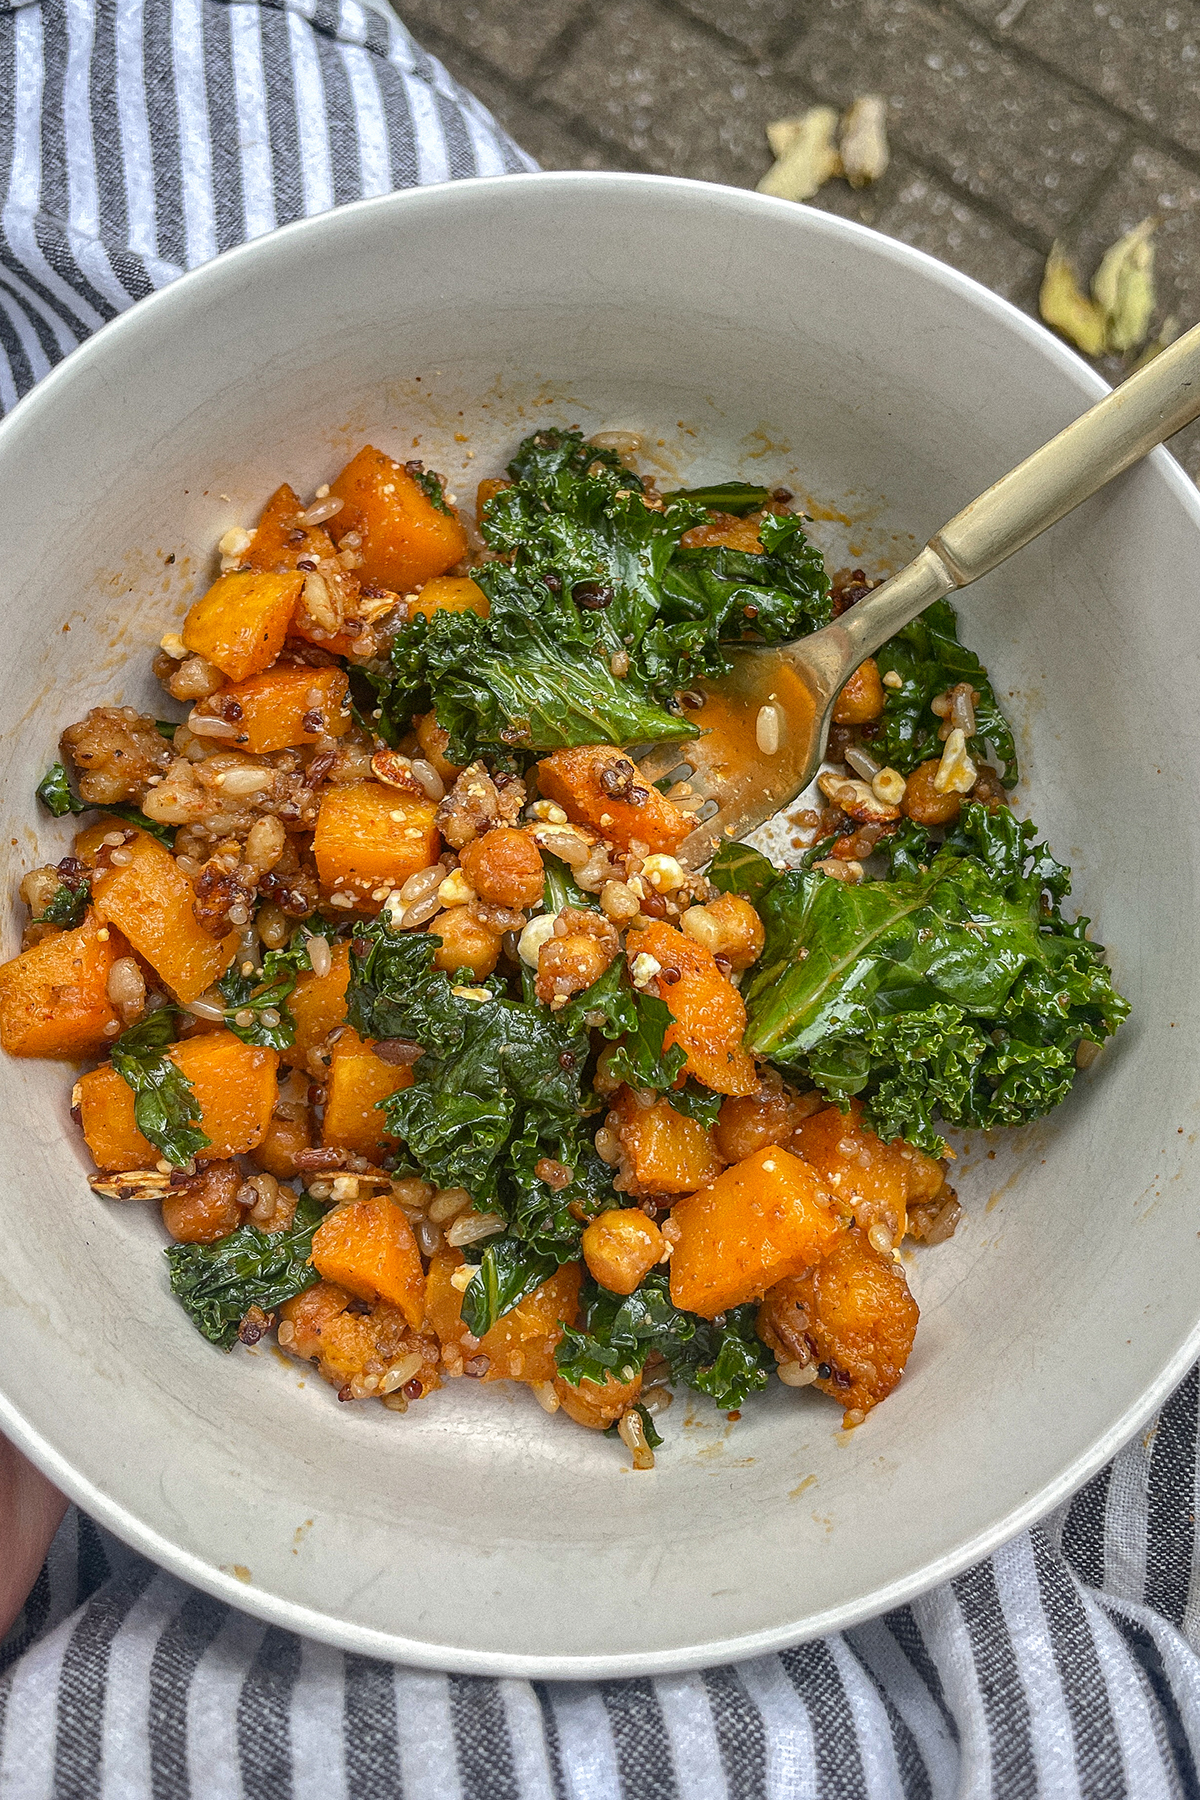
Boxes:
[1013,1,1200,162]
[538,0,809,188]
[786,0,1127,243]
[401,0,1200,473]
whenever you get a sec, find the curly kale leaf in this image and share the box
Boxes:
[603,989,686,1093]
[873,599,1018,788]
[555,1271,772,1409]
[36,761,175,845]
[215,927,336,1050]
[408,462,452,514]
[460,1237,559,1337]
[373,427,830,761]
[110,1010,210,1168]
[743,801,1128,1155]
[165,1194,325,1349]
[40,873,91,929]
[707,841,779,908]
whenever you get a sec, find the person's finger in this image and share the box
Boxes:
[0,1434,67,1638]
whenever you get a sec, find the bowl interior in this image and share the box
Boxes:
[1,175,1198,1675]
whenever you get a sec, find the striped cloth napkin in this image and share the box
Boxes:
[0,0,1198,1791]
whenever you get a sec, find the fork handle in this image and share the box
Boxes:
[840,318,1200,667]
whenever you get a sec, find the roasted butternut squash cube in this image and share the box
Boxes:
[311,1194,425,1329]
[244,483,333,573]
[409,575,489,620]
[554,1368,642,1429]
[321,1027,412,1160]
[181,570,303,682]
[791,1102,943,1244]
[328,446,468,593]
[279,1280,440,1397]
[425,1251,581,1385]
[282,941,351,1068]
[78,1030,278,1168]
[627,919,756,1097]
[92,832,237,1003]
[313,782,440,909]
[0,911,127,1058]
[207,665,350,755]
[668,1146,840,1318]
[613,1088,723,1194]
[535,745,690,853]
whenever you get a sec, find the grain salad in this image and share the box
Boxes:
[0,427,1128,1465]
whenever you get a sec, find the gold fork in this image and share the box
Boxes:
[638,320,1200,867]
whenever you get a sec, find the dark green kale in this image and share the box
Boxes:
[555,1271,773,1410]
[369,428,831,762]
[154,720,178,740]
[165,1194,325,1349]
[707,840,780,908]
[217,953,299,1051]
[459,1237,559,1337]
[36,761,175,846]
[872,599,1018,788]
[742,801,1129,1155]
[40,869,92,929]
[408,462,452,514]
[659,481,771,515]
[603,989,686,1093]
[110,1010,210,1168]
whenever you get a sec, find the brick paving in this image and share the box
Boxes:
[398,0,1200,471]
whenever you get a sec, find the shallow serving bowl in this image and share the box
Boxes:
[1,172,1197,1677]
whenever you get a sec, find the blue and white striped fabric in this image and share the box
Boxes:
[2,1,1200,1792]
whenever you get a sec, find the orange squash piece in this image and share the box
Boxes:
[244,482,332,573]
[206,665,350,755]
[475,477,510,525]
[613,1088,723,1194]
[321,1027,413,1159]
[535,746,690,853]
[310,1194,425,1330]
[251,1110,311,1180]
[668,1146,840,1318]
[313,782,440,908]
[181,569,303,681]
[92,832,237,1003]
[791,1102,944,1243]
[425,1250,581,1384]
[282,941,351,1068]
[627,919,756,1097]
[78,1030,279,1169]
[328,446,468,593]
[409,575,489,620]
[0,911,127,1059]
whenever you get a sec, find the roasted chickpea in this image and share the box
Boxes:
[459,827,544,909]
[553,1368,643,1429]
[680,893,764,971]
[161,1160,246,1243]
[251,1111,312,1181]
[714,1079,821,1164]
[582,1208,665,1296]
[832,658,884,725]
[432,904,502,979]
[901,758,961,825]
[414,711,461,782]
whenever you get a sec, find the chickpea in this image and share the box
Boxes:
[252,1112,312,1181]
[714,1080,822,1164]
[680,893,764,971]
[161,1161,246,1243]
[536,933,612,1005]
[414,711,462,783]
[553,1368,643,1429]
[901,758,961,826]
[832,658,884,725]
[459,826,544,909]
[432,904,502,979]
[581,1208,665,1296]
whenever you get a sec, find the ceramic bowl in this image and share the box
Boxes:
[1,173,1197,1677]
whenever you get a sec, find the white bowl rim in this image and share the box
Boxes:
[3,169,1199,1678]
